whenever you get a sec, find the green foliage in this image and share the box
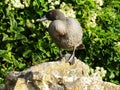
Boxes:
[0,0,120,85]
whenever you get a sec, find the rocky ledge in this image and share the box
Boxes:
[1,57,120,90]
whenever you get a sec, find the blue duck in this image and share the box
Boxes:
[37,9,84,65]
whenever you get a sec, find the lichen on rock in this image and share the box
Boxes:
[1,57,120,90]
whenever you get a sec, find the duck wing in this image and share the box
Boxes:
[48,20,66,36]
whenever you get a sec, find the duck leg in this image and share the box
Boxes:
[65,46,76,65]
[58,48,65,61]
[59,48,63,57]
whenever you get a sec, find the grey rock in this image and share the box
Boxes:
[2,58,120,90]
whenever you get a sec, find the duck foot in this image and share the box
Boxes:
[64,54,75,65]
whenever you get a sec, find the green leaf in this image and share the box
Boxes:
[76,0,84,4]
[23,49,32,58]
[14,33,26,40]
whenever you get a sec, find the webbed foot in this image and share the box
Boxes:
[64,54,75,65]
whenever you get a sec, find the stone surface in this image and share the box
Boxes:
[1,57,120,90]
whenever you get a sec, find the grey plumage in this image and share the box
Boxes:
[38,9,84,65]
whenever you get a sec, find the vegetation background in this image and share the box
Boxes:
[0,0,120,85]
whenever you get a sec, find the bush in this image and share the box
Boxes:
[0,0,120,84]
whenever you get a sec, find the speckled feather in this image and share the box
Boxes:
[48,18,83,50]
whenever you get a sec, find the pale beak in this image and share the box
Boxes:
[36,16,47,22]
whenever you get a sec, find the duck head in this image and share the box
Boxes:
[37,9,66,21]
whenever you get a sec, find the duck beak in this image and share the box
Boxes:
[36,16,47,22]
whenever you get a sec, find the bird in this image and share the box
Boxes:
[37,9,84,65]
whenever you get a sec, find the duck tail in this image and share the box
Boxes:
[77,44,85,50]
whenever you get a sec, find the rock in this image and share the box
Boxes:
[2,57,120,90]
